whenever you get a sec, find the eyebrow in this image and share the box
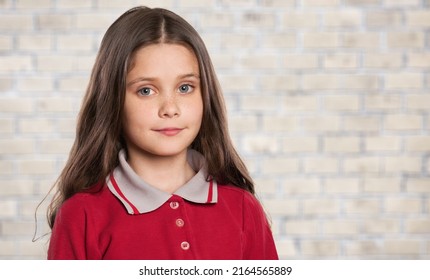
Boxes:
[126,73,200,87]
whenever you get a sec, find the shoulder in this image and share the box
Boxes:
[217,184,264,212]
[57,184,111,215]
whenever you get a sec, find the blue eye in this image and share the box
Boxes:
[138,87,152,96]
[179,84,193,94]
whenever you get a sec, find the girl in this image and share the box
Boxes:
[47,6,278,260]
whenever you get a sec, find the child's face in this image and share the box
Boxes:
[123,43,203,158]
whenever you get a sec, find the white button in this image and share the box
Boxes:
[176,218,184,227]
[170,201,179,209]
[181,241,190,250]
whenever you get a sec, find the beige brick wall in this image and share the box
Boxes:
[1,0,429,260]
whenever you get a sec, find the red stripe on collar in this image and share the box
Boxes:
[109,173,139,214]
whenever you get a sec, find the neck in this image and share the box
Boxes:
[126,149,196,194]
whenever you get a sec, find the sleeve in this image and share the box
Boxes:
[242,192,279,260]
[47,195,99,260]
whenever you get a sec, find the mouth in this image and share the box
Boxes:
[153,127,184,136]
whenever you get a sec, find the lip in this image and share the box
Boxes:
[154,127,184,136]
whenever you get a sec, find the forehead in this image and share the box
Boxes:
[127,43,199,76]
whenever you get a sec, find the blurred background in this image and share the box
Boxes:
[0,0,429,259]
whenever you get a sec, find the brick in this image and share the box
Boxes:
[323,220,358,235]
[219,75,255,91]
[262,115,299,133]
[261,0,295,7]
[58,75,90,92]
[407,94,430,110]
[0,160,13,175]
[302,116,341,132]
[304,199,340,215]
[362,219,399,234]
[344,0,379,4]
[262,157,299,174]
[56,0,93,9]
[324,178,360,194]
[385,198,422,214]
[0,241,15,256]
[366,11,403,28]
[408,53,430,68]
[0,35,13,51]
[0,55,33,72]
[303,32,339,48]
[254,178,277,196]
[0,78,13,92]
[345,199,380,215]
[220,34,255,49]
[18,35,52,51]
[406,136,430,152]
[241,54,279,69]
[283,137,319,153]
[385,156,422,173]
[284,95,319,111]
[302,74,338,90]
[406,178,430,193]
[343,116,380,132]
[303,0,340,6]
[16,0,51,9]
[406,220,430,234]
[324,95,360,111]
[282,12,319,29]
[200,13,234,28]
[342,33,380,49]
[384,240,421,255]
[37,14,73,30]
[39,139,73,154]
[262,33,296,49]
[0,15,33,31]
[17,239,47,257]
[387,32,425,49]
[363,177,401,193]
[365,94,402,111]
[324,10,362,28]
[36,98,75,113]
[344,157,380,173]
[274,240,296,258]
[57,34,94,51]
[385,73,423,89]
[0,201,17,218]
[324,136,360,153]
[19,118,54,133]
[304,158,339,174]
[345,241,382,256]
[324,54,358,69]
[364,53,403,68]
[0,180,34,196]
[56,118,77,134]
[18,160,55,175]
[384,0,420,7]
[0,119,14,135]
[240,12,276,28]
[365,136,401,152]
[76,13,116,30]
[264,199,299,216]
[0,139,34,154]
[241,95,278,111]
[283,178,321,195]
[2,221,35,236]
[17,77,54,92]
[302,240,340,256]
[284,54,319,69]
[385,114,422,131]
[229,115,258,133]
[36,55,78,72]
[260,75,299,91]
[242,135,279,154]
[285,220,319,235]
[341,75,379,90]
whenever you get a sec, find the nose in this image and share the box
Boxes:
[158,93,180,118]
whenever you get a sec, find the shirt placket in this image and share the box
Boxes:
[169,196,193,257]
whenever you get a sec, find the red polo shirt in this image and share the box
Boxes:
[48,150,278,260]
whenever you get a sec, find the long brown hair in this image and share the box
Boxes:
[47,6,254,229]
